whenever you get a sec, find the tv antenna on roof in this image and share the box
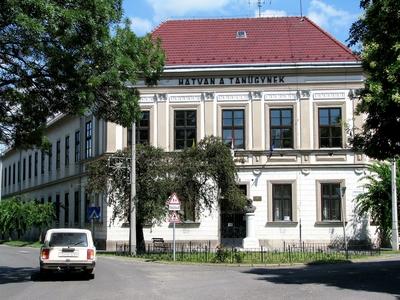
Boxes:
[248,0,270,17]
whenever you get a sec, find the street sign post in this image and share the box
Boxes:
[87,206,101,245]
[166,193,181,261]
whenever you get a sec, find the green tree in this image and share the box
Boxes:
[26,201,55,242]
[348,0,400,159]
[0,198,29,239]
[0,0,164,148]
[356,161,400,246]
[86,137,247,249]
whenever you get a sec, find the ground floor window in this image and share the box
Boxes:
[321,183,341,221]
[272,184,292,221]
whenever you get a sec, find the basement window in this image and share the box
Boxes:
[236,31,247,39]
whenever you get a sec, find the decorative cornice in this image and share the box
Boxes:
[313,92,346,100]
[169,94,201,102]
[264,93,297,100]
[217,93,249,101]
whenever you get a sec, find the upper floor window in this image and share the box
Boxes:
[85,121,92,159]
[174,110,197,150]
[48,144,52,172]
[41,150,45,174]
[75,130,80,162]
[319,108,342,148]
[12,163,15,185]
[56,140,61,169]
[321,183,342,221]
[65,136,70,166]
[28,155,32,178]
[222,109,245,149]
[4,167,7,187]
[17,161,20,182]
[34,152,38,177]
[23,158,26,180]
[270,108,293,148]
[8,166,11,185]
[128,111,150,146]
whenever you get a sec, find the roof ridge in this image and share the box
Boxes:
[156,16,302,23]
[302,17,358,60]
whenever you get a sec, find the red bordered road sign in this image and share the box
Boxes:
[167,192,181,211]
[169,211,181,223]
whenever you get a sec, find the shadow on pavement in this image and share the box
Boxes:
[243,259,400,297]
[0,266,93,284]
[0,266,36,284]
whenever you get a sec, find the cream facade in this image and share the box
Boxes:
[0,64,373,249]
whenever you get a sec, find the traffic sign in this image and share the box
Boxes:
[169,211,181,223]
[87,207,101,220]
[167,192,181,211]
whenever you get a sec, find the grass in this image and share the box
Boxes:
[0,240,43,248]
[104,248,379,265]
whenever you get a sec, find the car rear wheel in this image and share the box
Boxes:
[85,268,95,279]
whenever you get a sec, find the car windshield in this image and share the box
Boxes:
[49,232,88,247]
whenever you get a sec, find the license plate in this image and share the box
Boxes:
[59,251,78,257]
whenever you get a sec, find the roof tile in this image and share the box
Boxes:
[152,17,358,66]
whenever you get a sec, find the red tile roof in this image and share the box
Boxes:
[152,17,358,67]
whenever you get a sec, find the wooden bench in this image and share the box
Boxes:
[152,238,167,251]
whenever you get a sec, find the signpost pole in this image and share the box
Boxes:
[173,221,176,261]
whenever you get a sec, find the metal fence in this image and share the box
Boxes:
[110,241,380,264]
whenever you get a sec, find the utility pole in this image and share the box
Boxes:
[391,159,399,250]
[130,121,137,255]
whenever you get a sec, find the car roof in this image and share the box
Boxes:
[46,228,92,234]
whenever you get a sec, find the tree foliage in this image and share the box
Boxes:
[348,0,400,159]
[0,198,55,240]
[0,0,164,148]
[356,161,400,246]
[86,136,247,246]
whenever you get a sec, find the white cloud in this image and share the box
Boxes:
[147,0,231,21]
[307,0,357,34]
[259,9,287,17]
[130,17,154,36]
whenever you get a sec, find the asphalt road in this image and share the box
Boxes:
[0,245,399,300]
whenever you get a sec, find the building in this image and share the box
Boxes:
[0,17,372,249]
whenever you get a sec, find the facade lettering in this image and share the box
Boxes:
[177,75,286,86]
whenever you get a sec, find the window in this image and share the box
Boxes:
[128,111,150,146]
[34,152,38,177]
[56,140,61,169]
[84,193,90,223]
[40,197,44,204]
[28,155,32,179]
[222,109,245,149]
[74,191,80,224]
[65,136,70,166]
[85,121,92,159]
[41,150,45,174]
[321,183,342,221]
[270,108,293,148]
[8,166,11,185]
[174,110,197,149]
[4,167,7,187]
[183,200,196,222]
[319,108,342,148]
[23,158,26,180]
[75,130,80,162]
[55,194,60,223]
[48,144,52,172]
[65,193,69,227]
[17,161,20,182]
[12,163,15,185]
[272,184,292,221]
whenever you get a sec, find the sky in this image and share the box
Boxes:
[124,0,362,45]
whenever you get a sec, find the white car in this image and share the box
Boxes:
[39,228,96,278]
